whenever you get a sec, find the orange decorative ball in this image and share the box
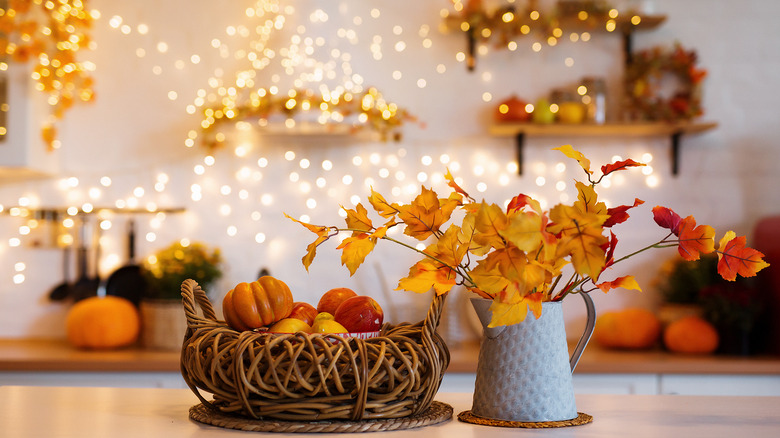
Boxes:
[222,276,294,331]
[595,308,661,350]
[663,316,719,354]
[66,296,140,349]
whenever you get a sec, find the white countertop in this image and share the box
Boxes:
[2,386,779,437]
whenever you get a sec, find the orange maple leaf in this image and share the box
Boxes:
[716,232,770,281]
[595,275,642,293]
[285,213,331,271]
[675,216,715,261]
[368,188,399,219]
[342,203,373,235]
[601,159,645,177]
[397,186,457,240]
[445,168,472,202]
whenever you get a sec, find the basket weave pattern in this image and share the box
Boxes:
[179,279,450,421]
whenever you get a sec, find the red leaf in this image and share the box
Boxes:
[601,159,645,177]
[604,198,644,228]
[506,193,542,213]
[676,216,715,261]
[652,206,683,236]
[717,235,770,281]
[600,231,618,271]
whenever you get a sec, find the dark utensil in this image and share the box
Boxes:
[105,219,147,307]
[48,245,73,301]
[71,217,99,302]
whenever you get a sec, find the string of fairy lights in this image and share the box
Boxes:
[2,0,662,287]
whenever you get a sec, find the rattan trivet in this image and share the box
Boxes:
[190,401,453,433]
[457,410,592,428]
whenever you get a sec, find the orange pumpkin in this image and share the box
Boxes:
[222,276,294,331]
[494,95,531,123]
[594,308,661,350]
[66,296,140,349]
[663,316,719,354]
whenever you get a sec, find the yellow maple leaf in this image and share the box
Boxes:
[470,247,547,299]
[396,225,466,296]
[488,292,544,327]
[397,258,458,295]
[336,233,376,276]
[472,202,509,251]
[573,181,607,215]
[342,203,373,235]
[502,210,544,253]
[554,145,592,175]
[368,187,399,219]
[549,204,609,278]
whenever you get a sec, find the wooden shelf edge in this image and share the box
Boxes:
[489,121,719,138]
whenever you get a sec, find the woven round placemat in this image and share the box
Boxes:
[190,401,453,433]
[457,410,592,428]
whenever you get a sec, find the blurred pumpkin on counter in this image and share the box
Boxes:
[65,296,140,349]
[663,315,719,354]
[594,308,661,350]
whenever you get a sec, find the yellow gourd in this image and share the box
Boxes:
[66,296,140,349]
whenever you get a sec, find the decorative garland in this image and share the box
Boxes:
[624,43,707,122]
[198,86,418,149]
[0,0,96,150]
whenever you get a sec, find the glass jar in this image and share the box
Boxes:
[580,77,607,124]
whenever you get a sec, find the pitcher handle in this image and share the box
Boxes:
[569,291,595,372]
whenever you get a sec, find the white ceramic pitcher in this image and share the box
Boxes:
[469,292,595,422]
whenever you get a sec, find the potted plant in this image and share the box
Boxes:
[140,241,222,350]
[289,145,768,425]
[656,253,770,355]
[654,253,719,326]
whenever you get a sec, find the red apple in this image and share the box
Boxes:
[334,296,384,333]
[317,287,358,315]
[288,302,317,326]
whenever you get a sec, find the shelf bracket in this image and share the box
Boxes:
[622,30,634,65]
[515,132,525,175]
[670,130,682,176]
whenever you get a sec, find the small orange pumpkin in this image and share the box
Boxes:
[594,308,661,350]
[663,316,719,354]
[66,296,140,349]
[222,276,294,331]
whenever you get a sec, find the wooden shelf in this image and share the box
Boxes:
[443,10,667,70]
[489,121,719,176]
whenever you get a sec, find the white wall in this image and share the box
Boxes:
[1,0,778,339]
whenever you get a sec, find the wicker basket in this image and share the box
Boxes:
[179,279,450,421]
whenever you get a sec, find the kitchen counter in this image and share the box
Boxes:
[3,338,779,375]
[2,386,779,437]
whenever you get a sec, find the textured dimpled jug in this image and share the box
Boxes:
[469,293,595,423]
